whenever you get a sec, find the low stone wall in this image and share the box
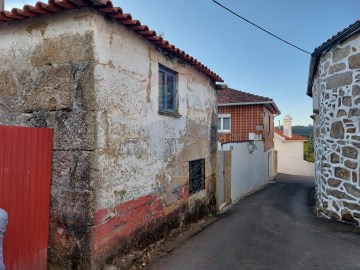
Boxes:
[311,32,360,225]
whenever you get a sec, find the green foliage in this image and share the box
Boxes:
[293,125,314,138]
[304,137,314,162]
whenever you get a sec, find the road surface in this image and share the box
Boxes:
[147,174,360,270]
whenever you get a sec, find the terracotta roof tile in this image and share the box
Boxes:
[1,0,223,82]
[218,88,272,104]
[275,129,307,141]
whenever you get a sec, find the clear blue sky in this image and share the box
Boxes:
[7,0,360,126]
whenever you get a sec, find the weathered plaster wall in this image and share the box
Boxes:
[0,8,218,268]
[0,9,97,269]
[90,12,218,266]
[312,31,360,225]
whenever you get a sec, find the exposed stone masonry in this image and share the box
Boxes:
[312,32,360,225]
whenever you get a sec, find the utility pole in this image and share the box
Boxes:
[0,0,4,11]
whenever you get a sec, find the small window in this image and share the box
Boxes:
[159,65,177,112]
[189,159,205,195]
[217,114,231,132]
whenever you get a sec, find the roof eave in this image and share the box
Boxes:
[0,0,223,83]
[265,102,281,115]
[219,101,272,107]
[307,21,360,97]
[219,101,281,115]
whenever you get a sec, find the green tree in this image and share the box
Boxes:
[304,137,314,162]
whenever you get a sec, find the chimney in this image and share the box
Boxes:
[0,0,4,11]
[283,115,292,138]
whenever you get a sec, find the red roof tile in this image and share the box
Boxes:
[1,0,222,82]
[218,88,272,104]
[275,129,307,141]
[218,88,280,114]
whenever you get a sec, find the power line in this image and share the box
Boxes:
[211,0,311,55]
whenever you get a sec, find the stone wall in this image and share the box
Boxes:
[311,31,360,225]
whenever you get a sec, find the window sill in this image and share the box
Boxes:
[218,131,231,134]
[158,110,182,118]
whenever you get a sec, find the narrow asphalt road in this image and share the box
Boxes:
[147,174,360,270]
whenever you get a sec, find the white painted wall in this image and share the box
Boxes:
[221,142,272,202]
[274,134,314,176]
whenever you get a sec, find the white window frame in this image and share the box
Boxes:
[217,114,231,133]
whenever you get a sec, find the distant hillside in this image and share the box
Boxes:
[277,125,314,138]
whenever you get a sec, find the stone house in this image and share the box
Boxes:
[274,115,313,176]
[217,87,280,151]
[0,1,222,269]
[307,20,360,225]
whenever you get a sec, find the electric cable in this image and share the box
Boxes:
[211,0,311,55]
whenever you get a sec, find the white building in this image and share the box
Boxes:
[274,116,314,176]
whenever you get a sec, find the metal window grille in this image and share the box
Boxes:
[189,159,205,195]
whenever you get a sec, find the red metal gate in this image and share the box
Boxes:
[0,126,52,270]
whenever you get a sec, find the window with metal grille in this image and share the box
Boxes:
[189,159,205,195]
